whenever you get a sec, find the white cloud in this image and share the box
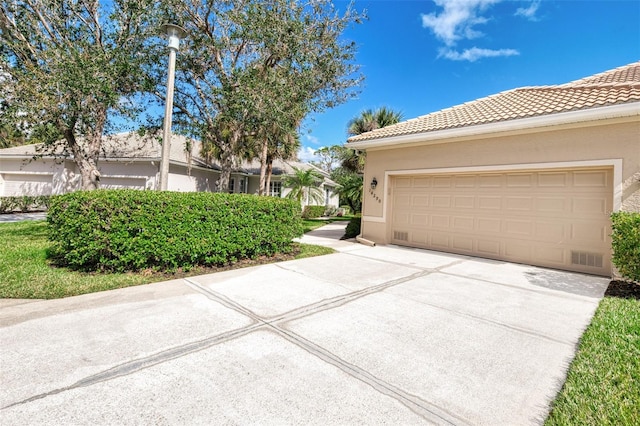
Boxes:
[303,134,320,145]
[440,47,520,62]
[515,1,541,21]
[297,146,318,163]
[421,0,500,46]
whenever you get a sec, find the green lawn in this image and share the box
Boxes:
[545,295,640,425]
[301,216,351,233]
[0,220,334,300]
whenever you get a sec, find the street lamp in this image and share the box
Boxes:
[158,23,187,191]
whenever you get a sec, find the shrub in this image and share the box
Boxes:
[611,212,640,282]
[47,190,303,272]
[302,205,326,219]
[342,215,361,239]
[0,197,17,213]
[0,195,50,213]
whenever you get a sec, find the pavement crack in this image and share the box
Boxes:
[270,326,472,426]
[267,270,431,325]
[183,278,265,324]
[1,323,262,410]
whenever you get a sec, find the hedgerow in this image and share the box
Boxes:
[611,212,640,282]
[302,205,326,219]
[0,195,51,213]
[47,190,303,272]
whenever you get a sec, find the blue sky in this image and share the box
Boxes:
[298,0,640,161]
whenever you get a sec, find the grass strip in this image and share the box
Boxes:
[0,220,335,300]
[545,295,640,425]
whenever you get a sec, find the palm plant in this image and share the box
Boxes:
[343,107,403,174]
[335,173,363,213]
[347,106,403,136]
[282,167,325,207]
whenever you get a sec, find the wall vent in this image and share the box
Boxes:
[393,231,409,241]
[571,251,603,268]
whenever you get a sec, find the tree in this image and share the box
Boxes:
[310,145,349,174]
[334,172,362,213]
[0,0,154,189]
[148,0,364,192]
[343,106,403,173]
[347,106,403,136]
[282,166,324,207]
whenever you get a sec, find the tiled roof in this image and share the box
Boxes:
[0,133,204,166]
[348,61,640,143]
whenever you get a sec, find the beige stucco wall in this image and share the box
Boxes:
[361,119,640,243]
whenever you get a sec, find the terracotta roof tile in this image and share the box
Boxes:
[348,61,640,143]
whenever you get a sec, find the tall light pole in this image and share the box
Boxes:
[158,23,186,191]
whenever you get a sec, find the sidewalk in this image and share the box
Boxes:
[295,221,363,252]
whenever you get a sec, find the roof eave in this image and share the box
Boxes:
[347,102,640,150]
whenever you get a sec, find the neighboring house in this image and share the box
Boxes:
[0,132,339,206]
[347,62,640,276]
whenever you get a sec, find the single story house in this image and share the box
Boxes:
[347,61,640,276]
[0,132,339,206]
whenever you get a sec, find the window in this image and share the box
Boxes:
[239,177,247,193]
[269,181,282,197]
[325,187,331,205]
[229,178,235,193]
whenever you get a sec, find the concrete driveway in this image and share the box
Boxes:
[0,223,610,425]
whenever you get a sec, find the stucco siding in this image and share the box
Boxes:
[362,120,640,224]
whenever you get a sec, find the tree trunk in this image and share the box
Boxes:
[64,125,102,191]
[258,138,268,195]
[265,157,273,196]
[216,129,241,193]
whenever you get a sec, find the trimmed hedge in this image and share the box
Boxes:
[302,205,326,219]
[0,195,51,213]
[342,215,361,239]
[47,190,303,272]
[611,212,640,282]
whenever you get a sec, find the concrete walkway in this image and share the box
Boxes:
[0,212,47,223]
[0,224,610,425]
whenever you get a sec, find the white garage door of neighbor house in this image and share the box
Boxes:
[2,173,53,196]
[390,168,613,275]
[100,177,146,190]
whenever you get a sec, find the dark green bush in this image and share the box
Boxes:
[611,212,640,282]
[47,190,303,272]
[342,215,361,239]
[302,205,326,219]
[0,195,50,213]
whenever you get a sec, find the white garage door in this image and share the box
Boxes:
[390,168,613,275]
[100,177,146,190]
[2,174,53,196]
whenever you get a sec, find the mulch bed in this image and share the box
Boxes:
[605,280,640,300]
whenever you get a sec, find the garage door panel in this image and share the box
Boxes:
[570,223,607,243]
[410,214,428,226]
[477,239,500,256]
[572,197,607,215]
[534,222,566,240]
[390,168,612,275]
[454,196,475,209]
[452,237,473,252]
[507,174,534,187]
[454,176,476,187]
[573,170,608,187]
[452,216,474,231]
[505,220,533,236]
[431,215,450,228]
[538,172,568,187]
[432,195,451,208]
[478,218,501,233]
[537,197,567,212]
[479,196,501,209]
[506,197,533,211]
